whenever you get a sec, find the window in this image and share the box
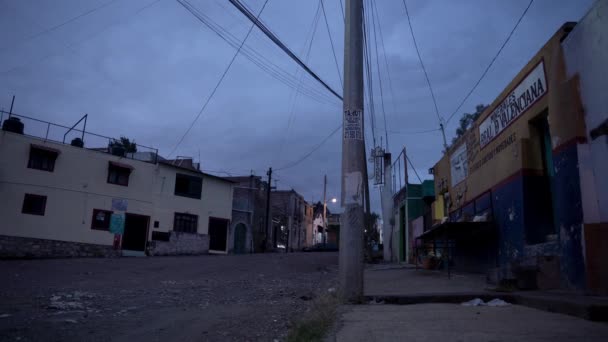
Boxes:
[173,213,198,233]
[174,173,202,199]
[91,209,113,230]
[22,194,46,216]
[107,162,132,186]
[28,145,59,172]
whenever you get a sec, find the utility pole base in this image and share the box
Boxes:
[339,203,365,303]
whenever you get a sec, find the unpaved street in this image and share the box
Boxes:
[0,252,338,342]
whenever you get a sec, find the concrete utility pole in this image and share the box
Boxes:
[340,0,365,302]
[380,152,394,262]
[264,167,273,251]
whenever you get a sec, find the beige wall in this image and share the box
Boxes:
[0,131,233,246]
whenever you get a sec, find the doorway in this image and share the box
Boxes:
[209,217,229,252]
[234,223,247,254]
[122,213,150,253]
[526,114,557,244]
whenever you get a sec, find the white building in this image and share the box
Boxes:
[0,116,233,258]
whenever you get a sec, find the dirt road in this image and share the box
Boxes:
[0,252,338,342]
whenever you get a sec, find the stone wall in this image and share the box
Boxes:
[149,231,209,256]
[0,235,120,258]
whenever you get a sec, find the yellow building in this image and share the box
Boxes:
[427,2,608,296]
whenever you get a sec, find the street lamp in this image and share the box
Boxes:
[331,198,337,203]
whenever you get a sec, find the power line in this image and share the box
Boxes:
[388,128,440,135]
[168,0,271,158]
[276,124,342,171]
[4,0,120,53]
[362,4,377,146]
[369,0,389,149]
[228,0,343,101]
[371,0,399,141]
[182,0,339,107]
[320,0,343,90]
[277,0,322,163]
[446,0,534,124]
[401,0,442,125]
[1,0,163,75]
[405,154,423,184]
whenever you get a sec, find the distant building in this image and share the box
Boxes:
[224,175,269,254]
[304,202,314,247]
[271,190,306,251]
[0,115,234,258]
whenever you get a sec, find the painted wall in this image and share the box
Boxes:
[0,131,233,249]
[430,22,593,290]
[561,0,608,295]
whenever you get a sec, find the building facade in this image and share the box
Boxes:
[428,10,608,295]
[0,118,233,258]
[225,175,269,254]
[271,190,306,251]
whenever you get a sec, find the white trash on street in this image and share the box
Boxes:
[461,298,511,307]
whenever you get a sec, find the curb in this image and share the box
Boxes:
[365,292,608,322]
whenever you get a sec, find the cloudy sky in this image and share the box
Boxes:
[0,0,595,213]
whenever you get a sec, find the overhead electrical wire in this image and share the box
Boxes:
[275,125,342,171]
[168,0,271,158]
[401,0,443,126]
[362,4,377,147]
[320,0,343,90]
[4,0,120,53]
[277,0,323,163]
[406,154,423,184]
[228,0,343,101]
[371,0,400,141]
[446,0,534,124]
[179,0,339,107]
[369,0,389,149]
[1,0,163,75]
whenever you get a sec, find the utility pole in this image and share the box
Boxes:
[323,174,327,245]
[264,167,273,252]
[380,152,394,262]
[340,0,365,302]
[440,122,449,152]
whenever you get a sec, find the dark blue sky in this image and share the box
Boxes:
[0,0,595,213]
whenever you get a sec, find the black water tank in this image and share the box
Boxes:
[2,117,24,134]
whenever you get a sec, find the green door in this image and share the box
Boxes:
[234,223,247,254]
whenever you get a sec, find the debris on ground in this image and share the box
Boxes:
[461,298,511,306]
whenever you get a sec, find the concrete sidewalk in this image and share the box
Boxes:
[333,303,608,342]
[328,266,608,341]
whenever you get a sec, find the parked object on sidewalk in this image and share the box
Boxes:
[461,298,511,307]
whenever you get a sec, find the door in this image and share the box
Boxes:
[122,213,149,252]
[209,217,229,252]
[234,223,247,254]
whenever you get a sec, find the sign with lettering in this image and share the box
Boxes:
[450,143,468,187]
[373,147,384,185]
[344,109,363,140]
[479,61,546,148]
[109,213,125,235]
